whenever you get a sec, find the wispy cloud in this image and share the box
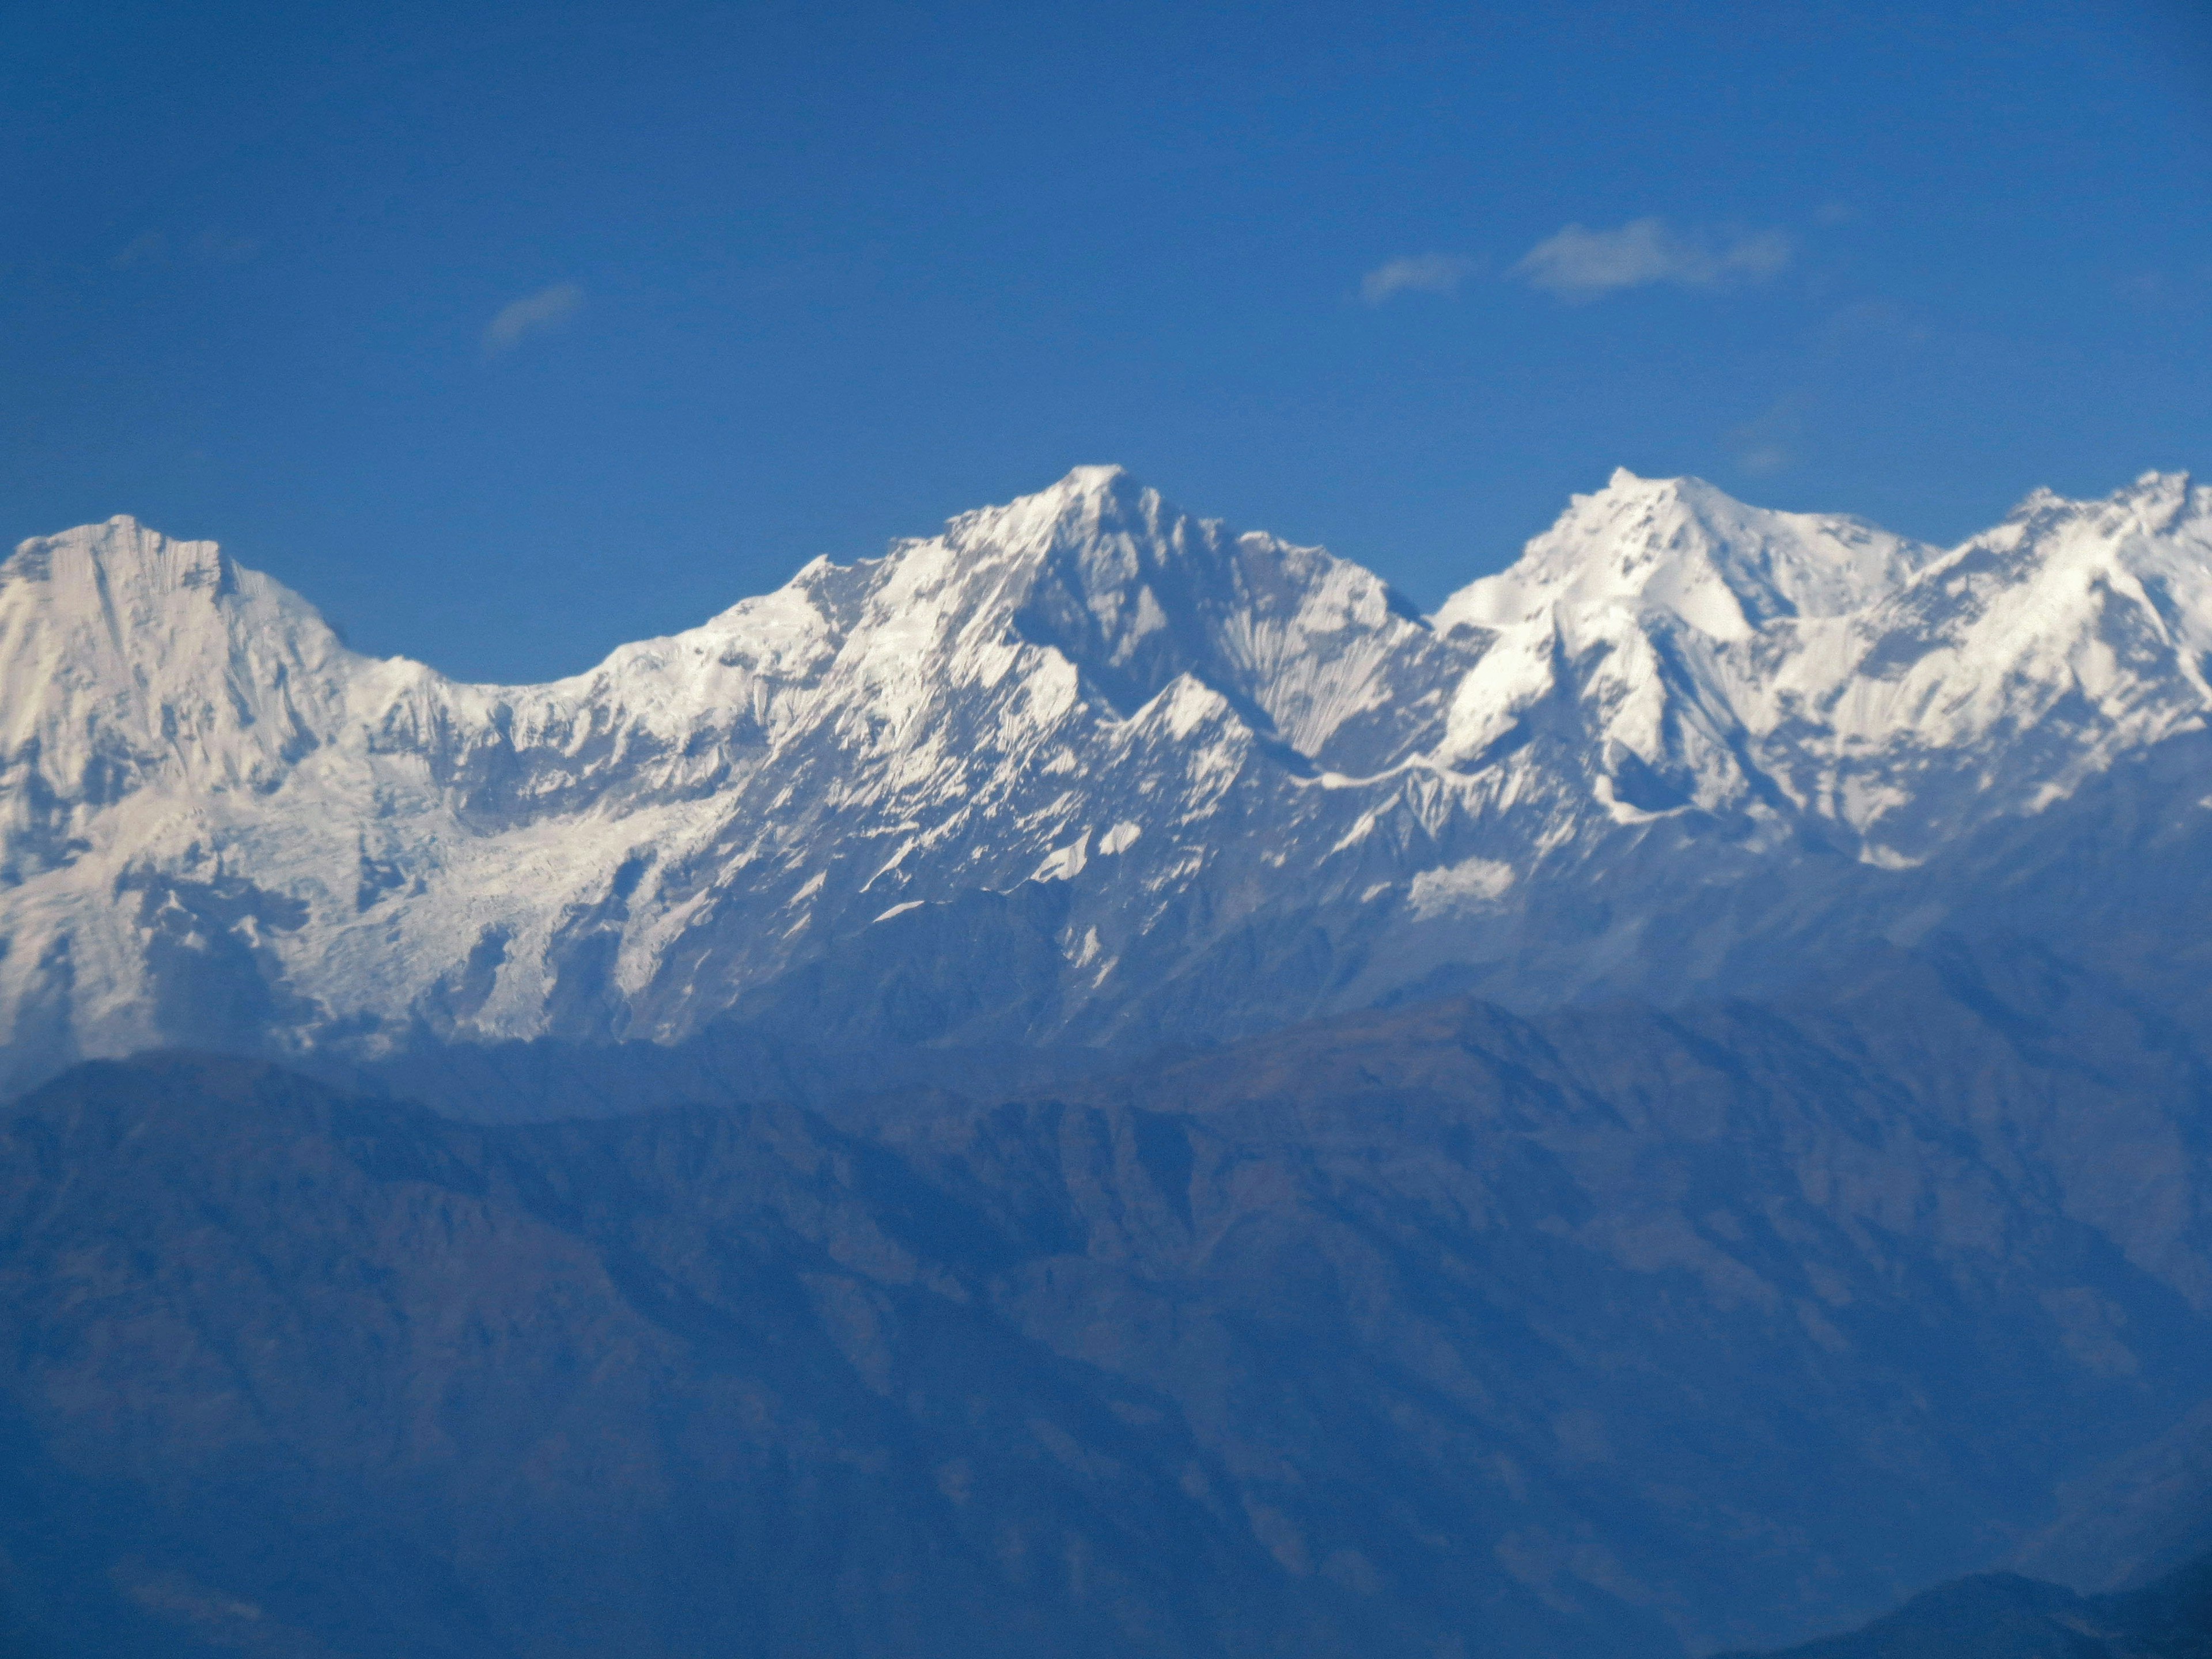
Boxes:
[484,282,583,353]
[1512,218,1791,301]
[1361,253,1480,305]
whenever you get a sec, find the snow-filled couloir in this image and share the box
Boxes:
[2,462,2209,1090]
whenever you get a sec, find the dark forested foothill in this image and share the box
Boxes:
[2,932,2207,1659]
[1722,1549,2212,1658]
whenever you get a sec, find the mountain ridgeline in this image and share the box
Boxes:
[1721,1548,2212,1658]
[3,468,2211,1657]
[3,466,2212,1096]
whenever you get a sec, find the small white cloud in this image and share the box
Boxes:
[1512,218,1791,301]
[1814,201,1854,226]
[1361,253,1479,305]
[484,282,583,353]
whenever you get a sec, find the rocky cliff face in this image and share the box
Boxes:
[3,466,2209,1090]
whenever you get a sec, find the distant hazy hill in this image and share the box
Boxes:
[2,938,2207,1659]
[1721,1549,2212,1658]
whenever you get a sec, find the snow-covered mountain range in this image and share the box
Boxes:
[3,464,2209,1093]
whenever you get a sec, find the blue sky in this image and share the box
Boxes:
[5,0,2210,681]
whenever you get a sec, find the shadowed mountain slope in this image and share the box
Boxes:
[3,945,2207,1659]
[1721,1548,2212,1658]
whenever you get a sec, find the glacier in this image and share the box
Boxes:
[2,463,2209,1095]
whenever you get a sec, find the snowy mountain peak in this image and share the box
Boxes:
[0,516,353,820]
[2103,468,2203,540]
[1,514,342,657]
[1,464,2207,1092]
[1043,461,1141,505]
[2,516,333,714]
[933,464,1154,569]
[1435,470,1932,645]
[7,514,226,607]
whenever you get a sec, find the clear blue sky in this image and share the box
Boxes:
[6,0,2210,681]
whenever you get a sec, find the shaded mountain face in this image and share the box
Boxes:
[1719,1549,2212,1659]
[2014,1399,2212,1597]
[3,931,2209,1659]
[3,466,2211,1092]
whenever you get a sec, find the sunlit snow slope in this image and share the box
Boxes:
[2,465,2208,1090]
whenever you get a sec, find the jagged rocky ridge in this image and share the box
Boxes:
[3,465,2210,1092]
